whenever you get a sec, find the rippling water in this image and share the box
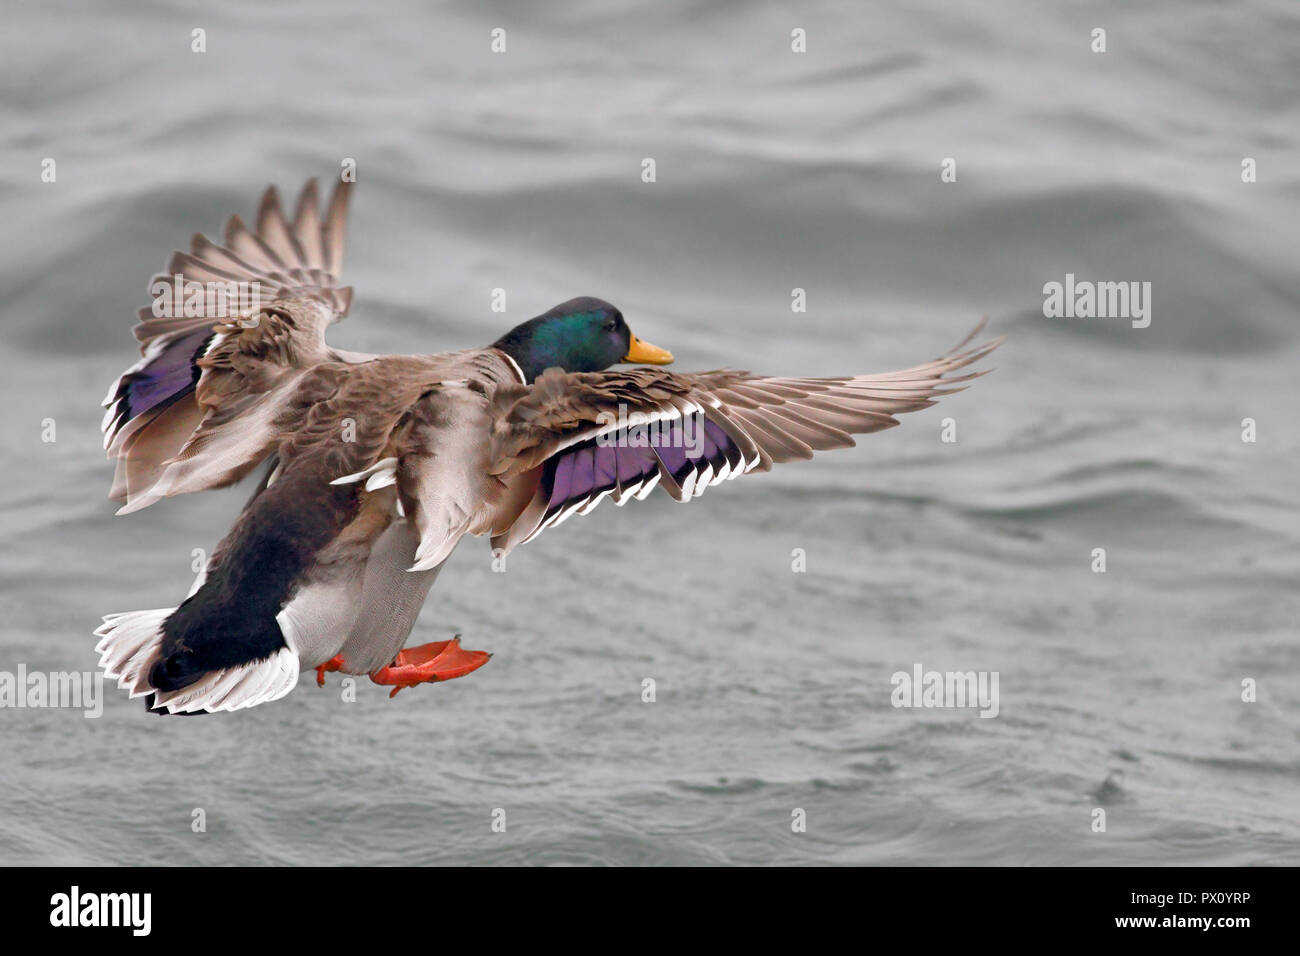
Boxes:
[1,0,1297,865]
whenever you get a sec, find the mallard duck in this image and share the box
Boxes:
[95,178,1001,714]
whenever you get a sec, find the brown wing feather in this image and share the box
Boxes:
[104,179,363,511]
[488,323,1003,550]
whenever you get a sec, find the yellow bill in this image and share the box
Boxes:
[623,332,673,365]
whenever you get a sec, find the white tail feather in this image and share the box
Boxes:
[94,608,300,714]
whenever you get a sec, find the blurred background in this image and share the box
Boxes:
[0,0,1296,864]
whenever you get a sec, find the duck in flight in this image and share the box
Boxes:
[95,178,1002,714]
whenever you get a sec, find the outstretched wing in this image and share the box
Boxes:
[103,178,368,512]
[485,323,1002,553]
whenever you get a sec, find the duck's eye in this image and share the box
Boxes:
[604,319,618,332]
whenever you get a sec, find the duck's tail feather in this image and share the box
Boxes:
[94,608,299,715]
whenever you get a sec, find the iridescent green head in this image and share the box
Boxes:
[491,297,673,383]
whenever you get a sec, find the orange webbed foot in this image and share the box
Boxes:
[315,655,345,687]
[369,636,491,698]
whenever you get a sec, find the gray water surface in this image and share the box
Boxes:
[0,0,1297,865]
